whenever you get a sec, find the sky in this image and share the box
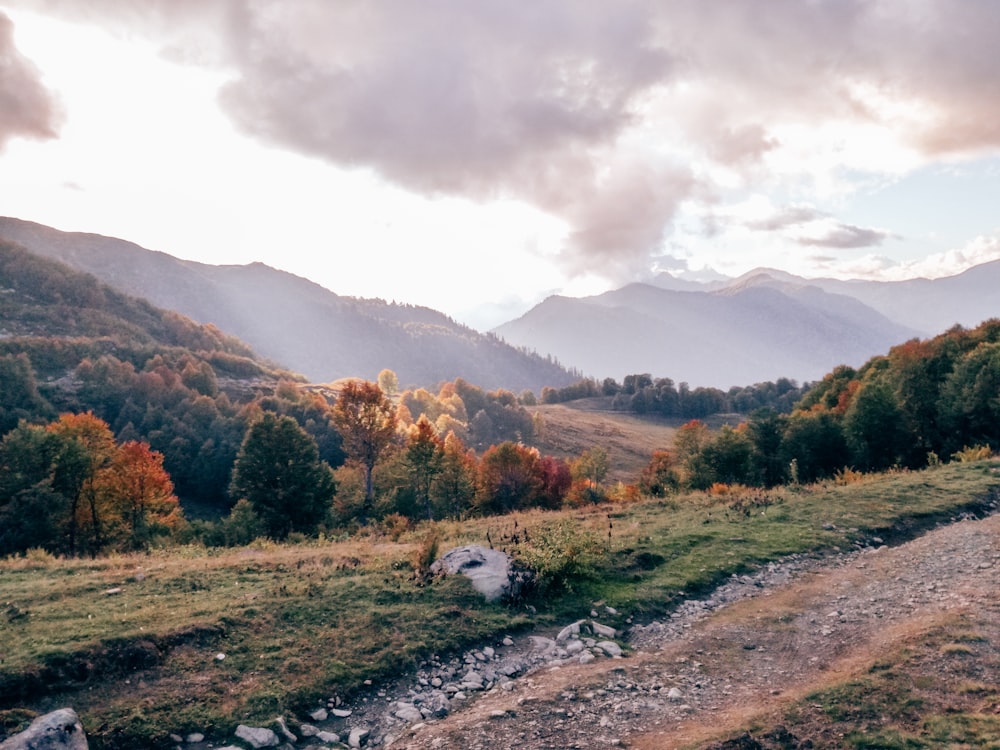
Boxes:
[1,1,999,330]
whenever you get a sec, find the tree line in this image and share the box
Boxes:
[639,320,1000,493]
[538,374,810,418]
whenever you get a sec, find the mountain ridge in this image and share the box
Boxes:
[0,217,576,392]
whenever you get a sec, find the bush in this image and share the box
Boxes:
[951,445,993,463]
[511,520,604,594]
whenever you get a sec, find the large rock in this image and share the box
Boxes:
[0,709,88,750]
[431,545,523,602]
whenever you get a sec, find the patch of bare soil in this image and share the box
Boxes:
[391,513,1000,749]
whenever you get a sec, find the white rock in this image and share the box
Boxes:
[565,640,586,655]
[430,546,516,602]
[234,725,279,748]
[348,727,370,748]
[596,641,623,658]
[0,709,89,750]
[316,730,341,743]
[185,732,205,743]
[330,708,353,718]
[591,622,617,638]
[579,651,596,665]
[308,708,328,722]
[556,621,582,641]
[394,704,423,723]
[667,687,683,701]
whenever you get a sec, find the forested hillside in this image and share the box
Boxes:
[0,217,577,391]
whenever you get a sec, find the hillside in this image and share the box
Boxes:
[0,217,576,392]
[495,282,917,388]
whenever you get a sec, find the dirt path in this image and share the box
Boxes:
[387,512,1000,749]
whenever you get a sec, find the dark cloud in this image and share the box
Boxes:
[796,223,890,250]
[0,11,60,149]
[747,206,827,232]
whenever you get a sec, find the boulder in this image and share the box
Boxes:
[430,546,519,602]
[0,709,89,750]
[234,725,279,748]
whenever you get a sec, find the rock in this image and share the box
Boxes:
[308,708,328,722]
[298,724,319,738]
[591,622,617,638]
[348,727,370,748]
[394,704,423,723]
[565,640,586,655]
[185,733,205,743]
[234,725,279,748]
[667,687,684,701]
[579,652,596,665]
[596,641,623,657]
[0,709,89,750]
[429,545,519,602]
[330,708,353,718]
[556,621,582,641]
[315,730,342,744]
[273,717,297,743]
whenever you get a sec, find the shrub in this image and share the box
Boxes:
[951,445,993,462]
[511,520,604,594]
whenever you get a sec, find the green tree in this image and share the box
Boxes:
[430,431,477,518]
[229,412,336,539]
[843,379,906,471]
[404,416,444,520]
[331,380,398,521]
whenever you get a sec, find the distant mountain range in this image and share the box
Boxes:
[494,264,1000,389]
[0,217,575,392]
[4,216,997,391]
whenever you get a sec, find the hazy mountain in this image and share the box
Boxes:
[0,217,575,392]
[494,282,920,389]
[720,264,1000,335]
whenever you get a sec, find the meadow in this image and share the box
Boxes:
[1,459,997,748]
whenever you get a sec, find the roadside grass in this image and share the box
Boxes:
[1,460,997,748]
[763,610,1000,749]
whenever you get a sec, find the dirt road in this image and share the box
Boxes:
[388,512,1000,749]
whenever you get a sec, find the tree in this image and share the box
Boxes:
[229,412,336,539]
[639,450,681,497]
[430,431,477,518]
[331,380,398,521]
[843,379,906,472]
[47,412,117,556]
[377,368,399,397]
[404,416,444,520]
[476,441,542,515]
[107,441,183,550]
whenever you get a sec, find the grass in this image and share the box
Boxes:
[1,459,997,749]
[769,611,1000,749]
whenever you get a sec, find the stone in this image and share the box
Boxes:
[429,546,518,602]
[308,708,328,722]
[667,687,683,701]
[565,640,586,655]
[591,622,617,638]
[315,730,341,744]
[347,727,370,748]
[394,704,423,724]
[234,725,279,748]
[579,652,596,665]
[185,733,205,743]
[0,709,89,750]
[596,641,623,657]
[556,621,582,641]
[274,717,297,743]
[330,708,353,718]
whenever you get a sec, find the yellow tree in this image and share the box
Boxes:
[332,380,398,522]
[47,412,116,556]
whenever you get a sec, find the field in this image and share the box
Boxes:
[1,457,998,748]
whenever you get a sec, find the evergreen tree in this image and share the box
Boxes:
[229,412,336,539]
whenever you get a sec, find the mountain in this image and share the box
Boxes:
[0,218,575,392]
[721,264,1000,336]
[494,282,920,389]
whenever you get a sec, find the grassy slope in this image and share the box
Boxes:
[0,461,998,748]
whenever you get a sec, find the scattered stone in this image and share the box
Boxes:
[0,709,89,750]
[667,687,684,701]
[330,708,353,718]
[185,733,204,743]
[103,587,123,596]
[579,652,596,665]
[308,708,328,722]
[556,621,582,641]
[234,724,279,748]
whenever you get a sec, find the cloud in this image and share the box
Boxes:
[746,205,827,232]
[0,11,60,150]
[11,0,1000,281]
[796,223,891,250]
